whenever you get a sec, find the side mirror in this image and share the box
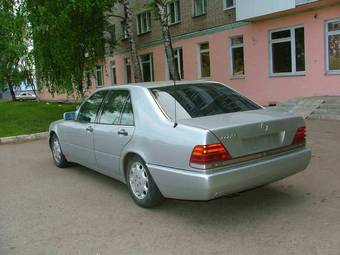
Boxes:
[63,111,76,121]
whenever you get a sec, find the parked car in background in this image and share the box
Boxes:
[16,92,36,100]
[49,81,311,208]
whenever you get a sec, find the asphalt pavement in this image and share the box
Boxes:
[0,120,339,255]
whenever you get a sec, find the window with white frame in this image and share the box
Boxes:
[137,11,151,35]
[121,21,128,40]
[167,0,181,25]
[269,26,305,75]
[167,48,184,79]
[230,35,245,76]
[111,63,117,85]
[199,42,211,78]
[224,0,235,10]
[95,65,104,87]
[139,54,154,82]
[326,18,340,73]
[124,59,132,84]
[174,48,184,79]
[193,0,207,17]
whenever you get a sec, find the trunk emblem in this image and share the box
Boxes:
[220,133,237,141]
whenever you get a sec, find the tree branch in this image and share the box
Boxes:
[104,13,125,20]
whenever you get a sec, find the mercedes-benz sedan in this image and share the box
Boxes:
[49,81,311,208]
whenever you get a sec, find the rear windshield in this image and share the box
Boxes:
[150,83,260,120]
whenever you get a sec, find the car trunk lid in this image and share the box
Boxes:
[179,109,305,158]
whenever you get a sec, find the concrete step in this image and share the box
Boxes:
[277,98,325,107]
[275,96,340,120]
[312,108,340,115]
[292,99,324,118]
[271,108,293,113]
[318,103,340,110]
[308,114,340,121]
[277,102,298,108]
[286,98,301,103]
[276,103,324,110]
[323,98,340,104]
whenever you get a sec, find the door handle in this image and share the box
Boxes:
[86,126,94,132]
[118,129,128,136]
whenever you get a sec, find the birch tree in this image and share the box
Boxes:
[119,0,143,83]
[150,0,180,80]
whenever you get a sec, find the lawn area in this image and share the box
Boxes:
[0,100,78,137]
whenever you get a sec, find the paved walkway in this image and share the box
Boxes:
[0,120,339,255]
[275,96,340,120]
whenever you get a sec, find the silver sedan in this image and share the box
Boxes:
[49,81,311,208]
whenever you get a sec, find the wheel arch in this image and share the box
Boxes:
[121,151,147,183]
[49,131,57,148]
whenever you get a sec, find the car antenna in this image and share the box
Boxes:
[173,78,178,128]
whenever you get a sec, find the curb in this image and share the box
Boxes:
[0,132,49,145]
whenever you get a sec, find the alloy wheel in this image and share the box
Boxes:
[129,161,149,200]
[52,137,62,164]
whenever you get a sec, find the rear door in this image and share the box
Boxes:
[59,90,107,169]
[93,90,135,178]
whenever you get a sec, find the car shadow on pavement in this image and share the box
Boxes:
[56,158,307,226]
[67,161,307,225]
[153,184,308,228]
[65,162,129,193]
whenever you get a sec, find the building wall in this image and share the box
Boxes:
[234,4,340,104]
[110,0,236,53]
[99,3,340,105]
[39,2,340,105]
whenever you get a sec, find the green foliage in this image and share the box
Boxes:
[0,0,30,95]
[0,100,77,137]
[147,1,160,19]
[26,0,116,96]
[147,0,170,20]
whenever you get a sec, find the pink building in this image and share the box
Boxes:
[39,0,340,105]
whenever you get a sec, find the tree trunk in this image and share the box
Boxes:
[156,1,180,81]
[121,0,143,83]
[30,83,39,101]
[77,80,84,98]
[28,70,39,101]
[31,86,38,98]
[8,83,17,101]
[76,66,84,98]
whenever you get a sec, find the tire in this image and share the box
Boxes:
[50,134,68,168]
[126,156,164,208]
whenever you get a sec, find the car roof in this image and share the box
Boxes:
[97,80,220,91]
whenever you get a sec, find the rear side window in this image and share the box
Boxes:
[150,83,260,120]
[120,96,134,126]
[99,90,129,125]
[77,90,107,123]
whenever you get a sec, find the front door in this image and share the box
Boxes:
[60,90,107,169]
[93,90,135,178]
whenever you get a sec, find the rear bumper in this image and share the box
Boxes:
[148,148,311,200]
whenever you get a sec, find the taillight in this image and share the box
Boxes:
[293,126,306,145]
[190,143,232,170]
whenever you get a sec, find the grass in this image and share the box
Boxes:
[0,100,78,138]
